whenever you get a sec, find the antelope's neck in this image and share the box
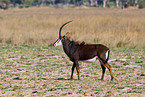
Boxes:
[62,41,76,57]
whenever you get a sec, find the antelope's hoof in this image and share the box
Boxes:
[101,78,104,80]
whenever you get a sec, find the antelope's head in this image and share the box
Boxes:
[53,21,72,47]
[53,32,70,47]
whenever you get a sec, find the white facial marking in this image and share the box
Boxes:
[54,39,62,47]
[81,56,97,62]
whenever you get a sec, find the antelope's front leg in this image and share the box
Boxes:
[75,61,80,80]
[101,65,106,80]
[71,62,76,79]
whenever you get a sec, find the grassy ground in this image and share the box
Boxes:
[0,45,144,96]
[0,7,145,47]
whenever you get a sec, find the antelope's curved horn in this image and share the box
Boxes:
[59,21,72,39]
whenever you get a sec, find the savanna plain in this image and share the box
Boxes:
[0,7,145,96]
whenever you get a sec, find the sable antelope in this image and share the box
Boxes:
[55,21,114,80]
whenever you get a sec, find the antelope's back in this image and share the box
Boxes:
[77,44,109,60]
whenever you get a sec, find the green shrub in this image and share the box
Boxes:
[108,2,116,8]
[0,0,10,9]
[19,4,24,8]
[128,0,135,6]
[22,0,34,6]
[139,0,145,8]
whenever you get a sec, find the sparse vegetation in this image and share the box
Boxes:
[0,45,144,96]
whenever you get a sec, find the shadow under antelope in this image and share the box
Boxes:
[54,21,114,80]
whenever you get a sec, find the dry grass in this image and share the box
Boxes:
[0,7,145,47]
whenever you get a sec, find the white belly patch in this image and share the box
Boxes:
[80,56,97,62]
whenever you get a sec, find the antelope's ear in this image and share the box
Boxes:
[64,32,70,38]
[65,32,70,36]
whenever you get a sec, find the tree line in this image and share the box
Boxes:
[0,0,145,9]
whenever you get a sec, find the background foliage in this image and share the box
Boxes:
[0,0,145,9]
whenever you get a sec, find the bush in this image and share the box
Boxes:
[108,2,116,8]
[128,0,135,6]
[22,0,34,6]
[19,4,24,8]
[0,0,10,9]
[139,0,145,8]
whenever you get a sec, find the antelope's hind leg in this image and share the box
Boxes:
[99,60,106,80]
[104,63,114,80]
[101,65,106,80]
